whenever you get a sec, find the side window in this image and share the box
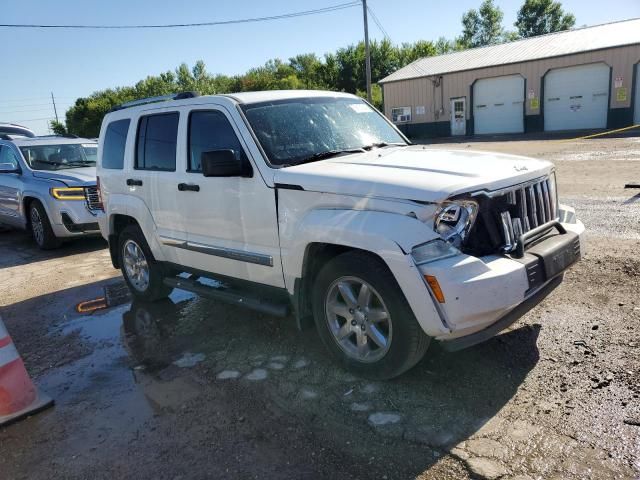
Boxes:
[0,146,20,170]
[188,110,245,172]
[136,113,179,171]
[102,119,130,169]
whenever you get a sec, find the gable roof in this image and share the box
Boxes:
[380,18,640,84]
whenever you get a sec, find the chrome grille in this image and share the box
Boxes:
[84,185,102,212]
[496,176,558,253]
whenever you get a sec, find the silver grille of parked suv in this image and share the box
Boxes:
[84,185,102,213]
[496,176,558,253]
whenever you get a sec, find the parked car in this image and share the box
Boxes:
[0,132,102,249]
[96,90,584,379]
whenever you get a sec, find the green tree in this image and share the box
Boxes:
[515,0,575,38]
[50,120,67,135]
[62,37,461,137]
[289,53,323,88]
[460,0,505,48]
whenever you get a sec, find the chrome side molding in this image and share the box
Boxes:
[159,236,273,267]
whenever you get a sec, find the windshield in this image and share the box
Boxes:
[241,97,407,167]
[19,143,97,171]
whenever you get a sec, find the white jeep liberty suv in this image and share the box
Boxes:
[96,90,584,379]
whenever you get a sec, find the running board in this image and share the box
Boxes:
[163,276,289,318]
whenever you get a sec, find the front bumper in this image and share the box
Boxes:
[48,200,101,238]
[416,217,584,344]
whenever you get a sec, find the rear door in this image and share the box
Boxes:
[126,108,191,265]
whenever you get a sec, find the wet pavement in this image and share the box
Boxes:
[1,136,639,479]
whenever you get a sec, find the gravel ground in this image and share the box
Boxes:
[0,135,639,479]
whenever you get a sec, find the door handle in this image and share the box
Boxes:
[178,183,200,192]
[126,179,143,186]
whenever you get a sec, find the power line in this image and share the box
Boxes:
[0,97,75,103]
[0,103,72,109]
[7,117,53,123]
[0,108,58,114]
[367,5,391,42]
[0,2,360,29]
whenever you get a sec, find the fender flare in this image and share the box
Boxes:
[22,190,54,225]
[282,209,448,337]
[106,193,166,262]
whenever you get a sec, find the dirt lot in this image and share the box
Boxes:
[0,136,639,480]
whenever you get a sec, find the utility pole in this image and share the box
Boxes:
[51,92,59,123]
[362,0,372,103]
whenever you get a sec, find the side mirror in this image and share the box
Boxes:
[201,150,252,178]
[0,162,20,174]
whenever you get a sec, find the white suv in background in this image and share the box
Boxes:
[96,90,584,379]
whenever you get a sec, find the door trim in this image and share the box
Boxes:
[159,235,274,267]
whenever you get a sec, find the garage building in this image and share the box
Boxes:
[379,18,640,137]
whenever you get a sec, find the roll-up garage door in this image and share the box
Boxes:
[544,63,609,131]
[635,64,640,125]
[473,75,524,135]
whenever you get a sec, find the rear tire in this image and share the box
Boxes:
[29,200,61,250]
[118,225,172,302]
[312,251,430,380]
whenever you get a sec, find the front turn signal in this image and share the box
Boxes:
[50,187,85,200]
[425,275,446,303]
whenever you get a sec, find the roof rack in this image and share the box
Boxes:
[109,91,200,112]
[0,123,35,138]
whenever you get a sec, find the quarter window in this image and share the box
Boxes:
[102,119,130,170]
[136,113,179,171]
[188,110,245,172]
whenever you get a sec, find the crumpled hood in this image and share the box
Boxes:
[273,146,553,203]
[32,167,96,186]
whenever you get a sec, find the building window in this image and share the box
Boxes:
[391,107,411,123]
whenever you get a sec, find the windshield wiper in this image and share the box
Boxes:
[294,148,366,166]
[63,161,96,167]
[361,142,408,150]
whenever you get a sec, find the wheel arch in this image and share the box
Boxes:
[22,194,50,229]
[284,209,447,336]
[108,214,141,268]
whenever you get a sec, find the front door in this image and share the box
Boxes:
[176,106,284,288]
[451,98,466,136]
[0,145,24,225]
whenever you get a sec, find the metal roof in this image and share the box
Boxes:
[379,18,640,84]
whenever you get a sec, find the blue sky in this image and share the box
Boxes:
[2,0,639,134]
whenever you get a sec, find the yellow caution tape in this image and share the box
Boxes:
[560,124,640,142]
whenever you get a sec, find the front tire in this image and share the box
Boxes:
[118,225,172,302]
[29,200,61,250]
[312,251,430,380]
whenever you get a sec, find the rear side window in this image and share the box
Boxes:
[136,113,179,171]
[188,110,245,172]
[102,119,130,169]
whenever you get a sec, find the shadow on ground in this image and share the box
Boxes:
[1,279,540,478]
[0,229,107,269]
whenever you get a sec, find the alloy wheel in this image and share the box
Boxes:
[325,276,392,363]
[30,207,44,246]
[123,240,150,292]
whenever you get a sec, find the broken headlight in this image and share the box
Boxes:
[433,200,478,248]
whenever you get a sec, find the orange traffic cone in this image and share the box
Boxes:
[0,316,53,427]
